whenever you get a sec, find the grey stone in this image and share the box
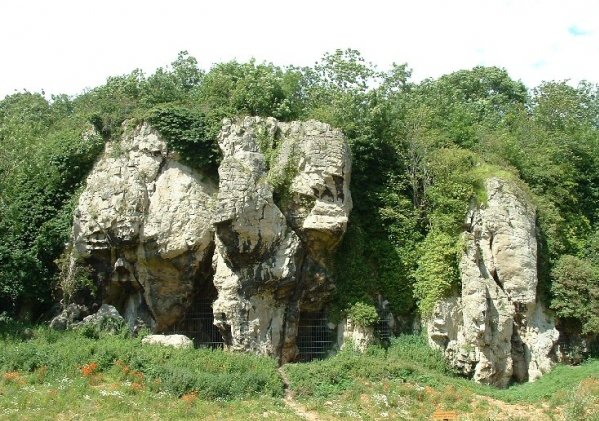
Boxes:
[141,334,193,349]
[64,117,352,362]
[428,178,559,387]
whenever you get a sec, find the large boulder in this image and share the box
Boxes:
[428,178,559,387]
[79,304,125,333]
[142,334,193,349]
[49,303,90,330]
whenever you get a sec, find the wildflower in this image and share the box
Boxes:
[81,362,99,377]
[373,393,389,408]
[181,391,198,404]
[131,382,144,392]
[2,371,25,385]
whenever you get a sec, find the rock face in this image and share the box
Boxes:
[212,117,352,362]
[428,178,559,387]
[71,122,217,332]
[67,117,351,362]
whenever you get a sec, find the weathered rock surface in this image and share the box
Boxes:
[66,117,351,362]
[49,303,90,330]
[338,318,375,352]
[212,117,352,362]
[70,122,217,332]
[142,334,193,348]
[79,304,125,332]
[428,178,559,387]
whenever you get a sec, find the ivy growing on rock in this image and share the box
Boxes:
[147,105,221,174]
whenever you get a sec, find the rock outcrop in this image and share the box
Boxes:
[66,117,351,362]
[71,122,216,332]
[428,178,559,387]
[212,117,352,362]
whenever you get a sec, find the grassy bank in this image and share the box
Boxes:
[1,319,598,420]
[283,335,599,420]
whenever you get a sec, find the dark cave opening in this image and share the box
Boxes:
[169,280,224,349]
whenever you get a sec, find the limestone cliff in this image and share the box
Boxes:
[71,123,216,331]
[65,117,351,362]
[212,117,352,362]
[428,178,559,387]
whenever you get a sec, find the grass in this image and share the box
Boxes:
[1,318,598,420]
[0,379,300,420]
[283,334,599,420]
[0,320,283,400]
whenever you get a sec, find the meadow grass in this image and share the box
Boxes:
[283,334,599,420]
[2,318,598,420]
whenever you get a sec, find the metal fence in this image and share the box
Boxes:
[558,339,599,358]
[169,299,224,349]
[374,318,392,345]
[297,312,334,362]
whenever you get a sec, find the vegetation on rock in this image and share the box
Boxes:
[1,49,599,346]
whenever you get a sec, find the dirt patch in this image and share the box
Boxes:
[473,395,559,421]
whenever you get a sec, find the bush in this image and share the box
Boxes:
[284,334,454,398]
[551,255,599,334]
[347,302,378,327]
[147,105,221,173]
[413,231,461,317]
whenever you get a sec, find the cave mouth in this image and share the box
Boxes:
[169,280,224,349]
[297,311,335,362]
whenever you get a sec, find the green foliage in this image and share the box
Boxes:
[57,256,96,305]
[551,255,599,334]
[1,50,599,337]
[147,105,221,173]
[197,59,304,137]
[413,231,461,316]
[347,302,378,327]
[0,104,104,313]
[284,334,454,398]
[424,148,480,231]
[0,324,283,400]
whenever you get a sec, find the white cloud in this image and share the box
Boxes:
[0,0,598,99]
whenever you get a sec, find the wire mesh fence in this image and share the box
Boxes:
[557,339,599,358]
[297,312,334,362]
[169,299,224,349]
[374,318,392,345]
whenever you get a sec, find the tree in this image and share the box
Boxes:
[551,255,599,334]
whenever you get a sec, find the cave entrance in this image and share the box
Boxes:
[374,309,392,347]
[297,311,334,362]
[170,282,223,349]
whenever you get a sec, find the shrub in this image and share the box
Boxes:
[147,105,221,173]
[347,302,378,327]
[551,255,599,334]
[0,327,283,400]
[284,334,453,398]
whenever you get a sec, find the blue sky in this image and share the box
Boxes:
[0,0,598,98]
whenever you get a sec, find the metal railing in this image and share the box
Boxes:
[169,299,224,350]
[374,318,392,345]
[297,312,334,362]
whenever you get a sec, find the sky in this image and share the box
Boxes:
[1,0,598,99]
